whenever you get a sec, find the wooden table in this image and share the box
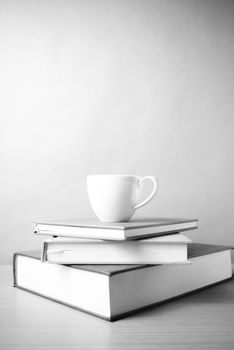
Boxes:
[0,265,234,350]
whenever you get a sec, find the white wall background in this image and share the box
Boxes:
[0,0,234,263]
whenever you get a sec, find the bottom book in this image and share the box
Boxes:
[13,243,232,321]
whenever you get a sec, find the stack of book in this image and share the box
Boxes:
[13,217,232,321]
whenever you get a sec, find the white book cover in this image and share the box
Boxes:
[34,217,198,241]
[42,233,192,264]
[14,243,232,321]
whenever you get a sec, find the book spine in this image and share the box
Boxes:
[13,253,18,287]
[41,241,48,262]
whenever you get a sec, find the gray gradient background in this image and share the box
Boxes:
[0,0,234,263]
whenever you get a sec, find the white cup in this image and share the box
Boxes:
[87,175,157,222]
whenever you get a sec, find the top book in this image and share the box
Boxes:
[34,217,198,241]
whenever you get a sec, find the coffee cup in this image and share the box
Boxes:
[87,174,157,222]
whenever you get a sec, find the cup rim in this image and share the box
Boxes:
[87,174,139,178]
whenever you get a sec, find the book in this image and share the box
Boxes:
[34,217,198,241]
[41,233,191,264]
[13,243,232,321]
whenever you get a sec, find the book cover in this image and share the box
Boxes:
[41,233,191,264]
[34,217,198,241]
[13,243,232,321]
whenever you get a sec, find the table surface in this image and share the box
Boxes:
[1,265,234,350]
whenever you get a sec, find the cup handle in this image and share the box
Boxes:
[134,176,157,210]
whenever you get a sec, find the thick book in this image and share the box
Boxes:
[34,217,198,241]
[13,243,232,321]
[41,233,191,264]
